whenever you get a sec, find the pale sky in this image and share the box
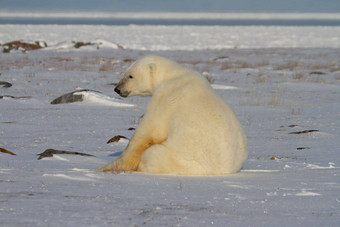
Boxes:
[1,0,339,12]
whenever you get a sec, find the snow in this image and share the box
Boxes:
[211,84,238,90]
[1,25,340,50]
[1,25,340,226]
[71,91,135,107]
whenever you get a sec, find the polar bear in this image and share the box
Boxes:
[97,55,247,175]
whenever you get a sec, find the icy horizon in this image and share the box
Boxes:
[1,25,339,50]
[1,11,340,20]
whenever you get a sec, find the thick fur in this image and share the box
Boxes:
[97,55,248,175]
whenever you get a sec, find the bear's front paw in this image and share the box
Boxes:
[96,163,117,173]
[96,158,139,173]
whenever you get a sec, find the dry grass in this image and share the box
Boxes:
[292,72,305,80]
[268,94,282,107]
[274,61,299,71]
[239,84,285,107]
[291,108,303,115]
[238,92,265,106]
[99,63,114,72]
[309,61,339,72]
[220,61,232,70]
[219,59,269,73]
[220,60,253,70]
[268,85,285,107]
[273,59,339,73]
[334,73,340,82]
[313,77,326,84]
[254,73,267,84]
[255,60,270,68]
[235,60,252,68]
[57,57,75,62]
[24,72,36,78]
[329,61,340,72]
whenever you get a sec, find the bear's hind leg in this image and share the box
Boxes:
[138,144,181,174]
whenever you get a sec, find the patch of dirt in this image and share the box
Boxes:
[0,147,16,156]
[1,40,47,53]
[107,135,129,144]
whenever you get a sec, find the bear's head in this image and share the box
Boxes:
[114,56,158,97]
[114,55,192,97]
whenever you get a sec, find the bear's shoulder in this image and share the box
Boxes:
[153,73,211,102]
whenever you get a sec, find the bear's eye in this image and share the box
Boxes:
[129,75,133,79]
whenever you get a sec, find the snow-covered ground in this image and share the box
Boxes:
[0,25,339,226]
[1,25,340,50]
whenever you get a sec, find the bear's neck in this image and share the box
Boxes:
[152,66,195,93]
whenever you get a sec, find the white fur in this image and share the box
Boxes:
[97,55,248,175]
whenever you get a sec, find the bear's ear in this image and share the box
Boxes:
[149,63,156,77]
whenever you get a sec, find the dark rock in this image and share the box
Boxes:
[123,58,134,63]
[1,40,47,53]
[0,81,12,88]
[50,89,100,104]
[289,130,319,135]
[107,135,129,144]
[0,95,31,99]
[310,71,326,75]
[37,149,95,160]
[296,147,311,150]
[71,40,123,50]
[73,41,94,49]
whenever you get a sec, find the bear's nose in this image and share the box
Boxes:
[114,87,120,95]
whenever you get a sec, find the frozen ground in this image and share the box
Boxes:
[1,25,340,50]
[0,25,340,226]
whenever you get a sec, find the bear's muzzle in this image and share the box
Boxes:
[114,86,129,97]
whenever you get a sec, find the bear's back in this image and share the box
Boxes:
[157,73,247,174]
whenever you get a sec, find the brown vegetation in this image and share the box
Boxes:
[0,147,16,156]
[1,40,47,53]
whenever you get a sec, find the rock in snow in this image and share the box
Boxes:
[1,40,47,53]
[49,39,123,51]
[50,89,135,107]
[0,81,12,87]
